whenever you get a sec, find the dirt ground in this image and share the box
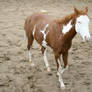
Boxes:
[0,0,92,92]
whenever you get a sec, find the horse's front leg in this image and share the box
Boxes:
[54,52,65,89]
[62,51,68,73]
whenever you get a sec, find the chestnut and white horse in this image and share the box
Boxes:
[24,7,91,89]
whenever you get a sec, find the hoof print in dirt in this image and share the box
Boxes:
[27,75,33,80]
[47,72,53,76]
[3,54,10,61]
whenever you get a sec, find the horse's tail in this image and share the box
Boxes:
[24,18,27,41]
[24,10,48,40]
[24,16,31,40]
[24,31,27,40]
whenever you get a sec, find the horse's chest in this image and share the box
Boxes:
[61,41,72,52]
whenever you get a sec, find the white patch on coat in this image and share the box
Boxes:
[62,20,72,34]
[41,24,49,47]
[43,49,50,71]
[75,15,91,41]
[32,25,36,36]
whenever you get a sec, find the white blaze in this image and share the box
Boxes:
[75,15,91,41]
[62,20,72,34]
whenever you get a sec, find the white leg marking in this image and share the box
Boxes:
[57,59,63,73]
[58,72,65,89]
[43,49,50,71]
[28,49,34,66]
[57,59,68,74]
[62,65,69,73]
[57,59,65,89]
[29,50,32,62]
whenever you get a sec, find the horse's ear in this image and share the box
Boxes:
[85,6,88,13]
[74,7,79,15]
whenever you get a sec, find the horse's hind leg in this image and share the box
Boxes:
[41,47,51,71]
[27,35,34,64]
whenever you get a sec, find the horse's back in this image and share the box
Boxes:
[24,13,52,35]
[24,12,62,48]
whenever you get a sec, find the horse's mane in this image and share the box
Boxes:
[55,13,75,25]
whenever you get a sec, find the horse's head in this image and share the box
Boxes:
[74,7,91,41]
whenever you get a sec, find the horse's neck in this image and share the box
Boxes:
[55,13,77,42]
[55,13,74,25]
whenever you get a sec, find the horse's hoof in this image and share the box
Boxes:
[30,63,35,67]
[29,59,32,62]
[61,69,64,74]
[57,72,59,76]
[66,65,69,70]
[60,84,65,90]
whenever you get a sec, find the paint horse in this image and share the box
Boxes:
[24,7,91,89]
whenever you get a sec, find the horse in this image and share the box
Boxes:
[24,7,91,89]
